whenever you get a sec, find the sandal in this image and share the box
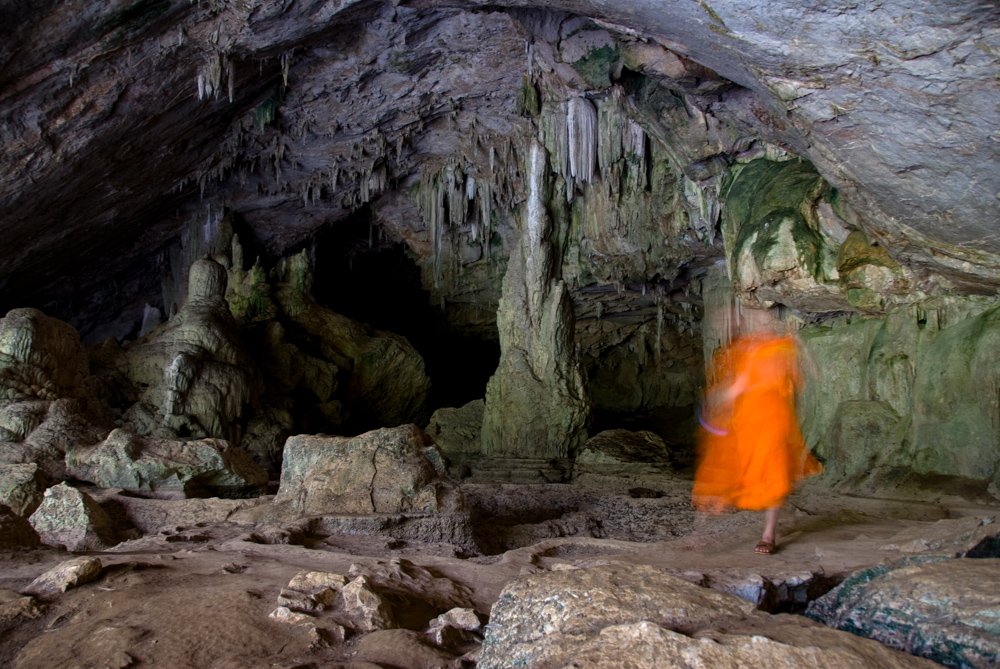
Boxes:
[754,540,775,555]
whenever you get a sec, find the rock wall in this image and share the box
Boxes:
[798,299,1000,493]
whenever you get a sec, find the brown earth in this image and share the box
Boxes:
[1,476,996,669]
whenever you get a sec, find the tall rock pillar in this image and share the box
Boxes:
[481,138,590,464]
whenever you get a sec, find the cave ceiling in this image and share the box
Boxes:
[0,0,997,339]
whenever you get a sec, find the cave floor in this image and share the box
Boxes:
[1,477,996,669]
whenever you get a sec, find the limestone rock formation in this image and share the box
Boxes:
[269,558,475,642]
[573,429,674,482]
[0,308,88,401]
[122,258,261,443]
[0,398,109,480]
[28,483,117,552]
[481,139,591,460]
[807,557,1000,669]
[425,399,484,469]
[425,607,483,648]
[479,564,941,669]
[0,463,48,518]
[272,252,432,432]
[66,428,266,497]
[274,425,456,516]
[0,309,108,479]
[799,298,1000,493]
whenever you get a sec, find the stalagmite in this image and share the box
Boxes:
[481,137,591,463]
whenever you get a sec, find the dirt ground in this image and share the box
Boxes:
[1,476,996,669]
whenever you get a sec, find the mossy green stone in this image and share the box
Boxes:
[572,45,620,88]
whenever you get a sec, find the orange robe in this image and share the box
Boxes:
[693,333,821,512]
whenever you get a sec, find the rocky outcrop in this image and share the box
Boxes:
[0,463,48,518]
[274,425,456,516]
[0,398,109,480]
[807,557,1000,669]
[66,428,266,497]
[28,483,117,552]
[482,139,591,460]
[480,564,941,668]
[269,558,475,641]
[0,308,88,401]
[798,298,1000,493]
[425,399,484,467]
[572,429,674,482]
[272,252,432,432]
[0,310,108,478]
[122,259,261,443]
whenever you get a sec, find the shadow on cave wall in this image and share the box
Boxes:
[310,207,500,414]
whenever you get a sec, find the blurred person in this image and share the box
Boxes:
[692,307,822,554]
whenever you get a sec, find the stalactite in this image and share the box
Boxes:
[280,51,291,88]
[360,163,387,204]
[625,118,647,192]
[196,52,224,101]
[597,94,623,179]
[655,300,664,364]
[567,96,598,189]
[139,304,162,338]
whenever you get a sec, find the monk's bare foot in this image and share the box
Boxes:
[754,539,776,555]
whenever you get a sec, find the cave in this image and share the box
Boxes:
[1,1,998,668]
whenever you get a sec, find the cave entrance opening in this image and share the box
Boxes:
[310,207,500,413]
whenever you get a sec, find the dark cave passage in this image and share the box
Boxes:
[310,208,500,412]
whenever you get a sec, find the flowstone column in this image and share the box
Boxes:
[480,138,590,469]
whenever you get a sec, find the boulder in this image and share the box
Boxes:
[274,424,454,515]
[66,428,266,497]
[0,463,48,517]
[0,589,44,634]
[28,483,117,551]
[425,399,484,462]
[806,557,1000,669]
[0,398,110,479]
[341,575,396,632]
[479,564,939,669]
[21,556,103,598]
[425,607,482,648]
[276,570,348,616]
